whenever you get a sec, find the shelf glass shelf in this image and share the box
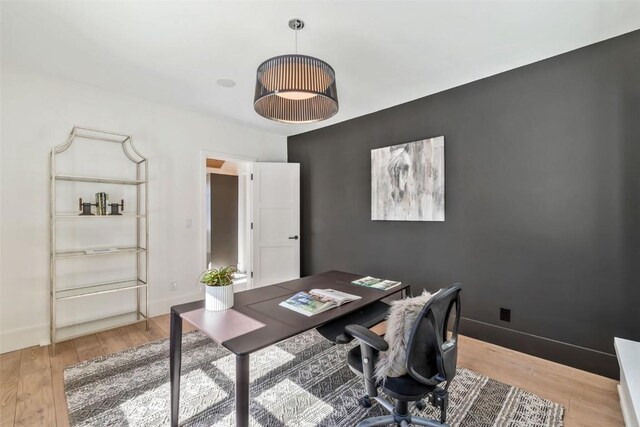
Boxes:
[56,279,147,300]
[56,311,146,342]
[55,174,145,185]
[54,246,147,259]
[54,213,145,219]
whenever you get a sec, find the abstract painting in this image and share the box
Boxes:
[371,136,445,221]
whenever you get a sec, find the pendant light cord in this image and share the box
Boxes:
[294,23,298,54]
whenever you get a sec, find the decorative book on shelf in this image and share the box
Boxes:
[95,192,108,215]
[351,276,402,291]
[279,289,361,316]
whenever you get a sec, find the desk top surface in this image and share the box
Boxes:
[171,270,408,355]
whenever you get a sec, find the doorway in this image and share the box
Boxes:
[200,151,302,292]
[203,154,253,292]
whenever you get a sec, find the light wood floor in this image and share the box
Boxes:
[0,315,622,427]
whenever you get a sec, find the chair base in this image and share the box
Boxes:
[356,396,449,427]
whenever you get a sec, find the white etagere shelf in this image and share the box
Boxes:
[54,213,145,218]
[54,246,147,259]
[50,126,149,355]
[55,174,146,185]
[56,278,148,300]
[56,312,144,342]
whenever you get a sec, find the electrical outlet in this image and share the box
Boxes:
[500,307,511,322]
[170,281,177,292]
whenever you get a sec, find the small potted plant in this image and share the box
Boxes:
[199,266,236,311]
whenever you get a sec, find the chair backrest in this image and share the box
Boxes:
[405,284,462,387]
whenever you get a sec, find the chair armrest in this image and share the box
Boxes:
[345,324,389,352]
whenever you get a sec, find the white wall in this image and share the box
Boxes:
[0,65,287,353]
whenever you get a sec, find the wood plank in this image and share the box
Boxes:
[93,322,150,356]
[153,313,197,335]
[566,396,624,426]
[369,320,386,336]
[117,324,150,348]
[0,351,21,426]
[206,158,225,169]
[95,327,132,355]
[72,335,105,362]
[456,334,623,426]
[458,335,538,394]
[0,314,626,427]
[49,341,78,427]
[152,314,170,335]
[183,319,198,333]
[14,346,55,427]
[134,318,168,342]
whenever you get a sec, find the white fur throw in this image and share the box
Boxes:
[374,290,434,381]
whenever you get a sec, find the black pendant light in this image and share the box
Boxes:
[254,18,338,123]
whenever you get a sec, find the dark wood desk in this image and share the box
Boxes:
[169,270,409,427]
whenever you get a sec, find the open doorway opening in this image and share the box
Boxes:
[205,156,252,292]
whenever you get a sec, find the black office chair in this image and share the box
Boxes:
[345,284,462,427]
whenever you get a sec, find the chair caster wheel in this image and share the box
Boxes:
[359,396,372,408]
[415,400,426,411]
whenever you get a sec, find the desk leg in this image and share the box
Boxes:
[236,354,250,427]
[170,310,182,427]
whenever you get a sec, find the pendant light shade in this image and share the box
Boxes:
[254,20,338,123]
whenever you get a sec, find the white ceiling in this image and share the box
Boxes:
[2,1,640,137]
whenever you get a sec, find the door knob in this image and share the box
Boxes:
[288,235,299,240]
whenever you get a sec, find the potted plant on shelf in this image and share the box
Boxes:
[199,266,236,311]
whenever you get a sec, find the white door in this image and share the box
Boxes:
[251,163,300,287]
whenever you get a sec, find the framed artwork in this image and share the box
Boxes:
[371,136,445,221]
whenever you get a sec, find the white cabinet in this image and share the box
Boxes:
[616,337,640,427]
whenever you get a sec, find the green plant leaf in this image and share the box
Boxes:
[199,265,237,286]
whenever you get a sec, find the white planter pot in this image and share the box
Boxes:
[204,284,234,311]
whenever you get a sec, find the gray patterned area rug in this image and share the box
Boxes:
[64,330,563,427]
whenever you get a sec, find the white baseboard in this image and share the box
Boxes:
[0,291,204,354]
[0,322,50,353]
[148,291,203,317]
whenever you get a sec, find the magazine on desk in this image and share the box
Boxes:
[279,289,362,317]
[351,276,402,291]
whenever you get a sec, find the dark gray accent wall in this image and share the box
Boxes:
[210,174,239,268]
[288,30,640,378]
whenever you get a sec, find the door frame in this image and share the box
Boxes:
[199,149,255,289]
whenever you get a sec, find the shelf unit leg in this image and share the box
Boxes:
[136,288,141,321]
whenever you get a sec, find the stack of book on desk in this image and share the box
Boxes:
[279,289,361,316]
[351,276,402,291]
